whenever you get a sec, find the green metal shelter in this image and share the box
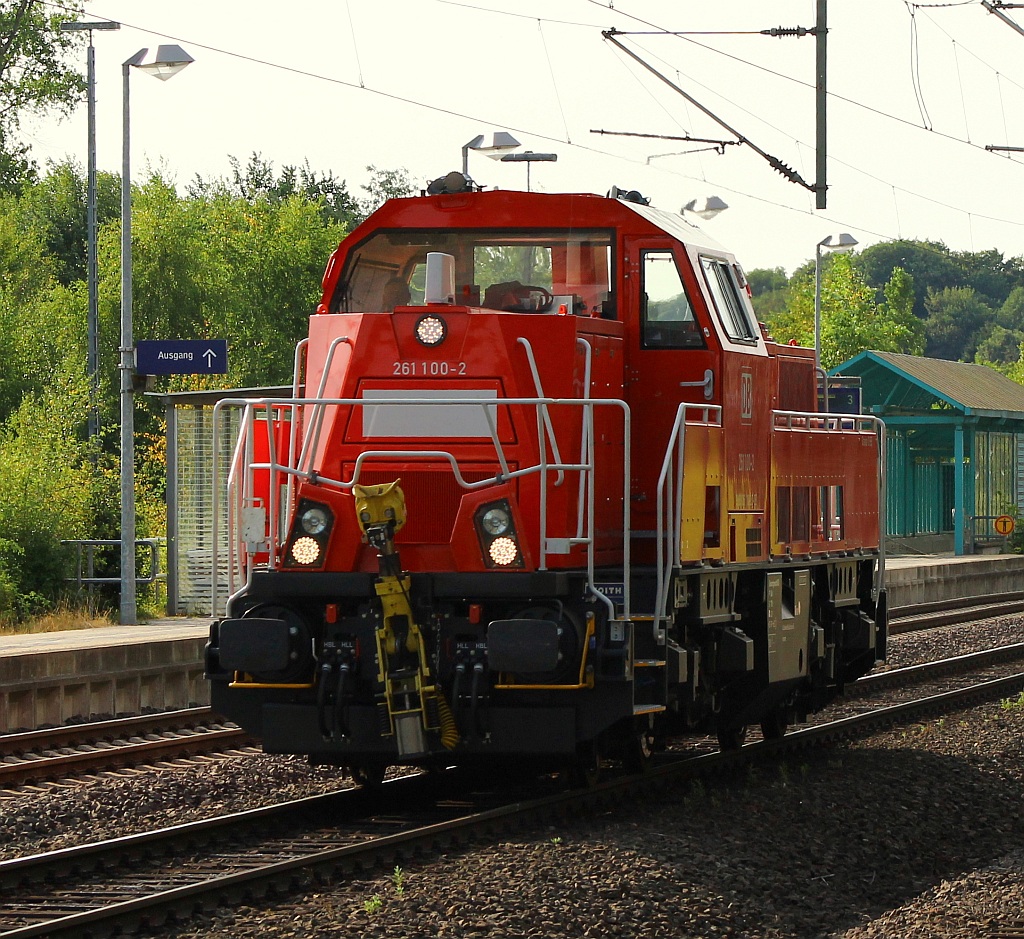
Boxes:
[833,351,1024,555]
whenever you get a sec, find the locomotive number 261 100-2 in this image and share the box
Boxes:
[392,360,468,376]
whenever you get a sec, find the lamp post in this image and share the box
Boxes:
[461,131,520,177]
[58,20,120,444]
[813,232,858,370]
[120,44,193,625]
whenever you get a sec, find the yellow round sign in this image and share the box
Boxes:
[994,514,1015,536]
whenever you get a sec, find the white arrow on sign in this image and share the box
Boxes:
[203,348,218,367]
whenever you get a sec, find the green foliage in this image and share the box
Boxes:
[747,266,790,320]
[1000,691,1024,710]
[923,285,992,361]
[17,160,120,283]
[997,286,1024,331]
[189,152,363,229]
[767,257,922,369]
[0,158,382,617]
[973,325,1024,366]
[0,381,95,620]
[360,164,415,216]
[0,2,88,192]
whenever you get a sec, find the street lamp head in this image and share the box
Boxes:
[817,232,858,254]
[682,195,728,221]
[461,131,521,176]
[469,131,521,159]
[130,44,194,81]
[499,151,557,163]
[59,20,121,31]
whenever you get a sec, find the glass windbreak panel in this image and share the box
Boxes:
[335,229,614,317]
[641,251,705,349]
[700,256,757,342]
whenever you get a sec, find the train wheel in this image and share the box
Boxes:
[716,724,748,751]
[350,762,387,788]
[623,719,656,775]
[760,708,788,741]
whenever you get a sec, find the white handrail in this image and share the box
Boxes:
[212,393,632,618]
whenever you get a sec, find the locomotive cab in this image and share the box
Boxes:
[205,184,886,782]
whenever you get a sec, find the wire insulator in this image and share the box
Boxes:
[761,26,810,38]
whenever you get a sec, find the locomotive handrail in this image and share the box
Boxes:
[771,409,888,599]
[574,338,594,543]
[295,335,354,482]
[212,393,632,618]
[771,410,876,432]
[516,337,566,486]
[654,403,724,630]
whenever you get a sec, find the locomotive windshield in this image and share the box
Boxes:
[333,228,614,318]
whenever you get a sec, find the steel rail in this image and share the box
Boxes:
[2,666,1022,938]
[0,710,249,788]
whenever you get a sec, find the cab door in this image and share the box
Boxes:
[623,237,719,558]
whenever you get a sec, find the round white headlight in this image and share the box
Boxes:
[291,536,322,565]
[415,314,447,347]
[481,507,511,535]
[488,536,519,567]
[301,506,329,535]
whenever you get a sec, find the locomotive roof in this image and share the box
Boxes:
[362,188,731,257]
[614,197,729,256]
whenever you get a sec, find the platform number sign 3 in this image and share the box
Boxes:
[740,371,753,421]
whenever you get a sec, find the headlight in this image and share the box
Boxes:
[301,506,330,535]
[290,536,322,565]
[415,314,447,347]
[481,507,511,535]
[488,537,519,566]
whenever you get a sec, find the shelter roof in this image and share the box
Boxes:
[834,351,1024,420]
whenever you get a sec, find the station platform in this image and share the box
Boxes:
[0,617,211,733]
[1,553,1022,733]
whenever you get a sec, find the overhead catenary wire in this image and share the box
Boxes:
[33,0,1024,258]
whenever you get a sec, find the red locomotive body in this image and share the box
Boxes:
[205,179,886,781]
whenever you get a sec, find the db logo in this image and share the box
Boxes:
[740,372,753,420]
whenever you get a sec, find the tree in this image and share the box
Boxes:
[974,325,1024,366]
[747,266,790,320]
[0,189,63,422]
[0,2,87,192]
[949,247,1024,309]
[17,159,119,283]
[997,286,1024,331]
[857,239,960,321]
[923,286,992,361]
[767,256,923,369]
[189,152,363,228]
[360,164,415,216]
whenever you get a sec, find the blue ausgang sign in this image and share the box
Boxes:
[136,340,228,375]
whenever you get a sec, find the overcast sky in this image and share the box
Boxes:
[23,0,1024,275]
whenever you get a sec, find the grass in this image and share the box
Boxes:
[0,605,116,636]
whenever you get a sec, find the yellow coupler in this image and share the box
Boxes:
[353,481,457,754]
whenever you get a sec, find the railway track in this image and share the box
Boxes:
[1,594,1018,790]
[0,709,251,789]
[888,590,1024,633]
[1,647,1022,939]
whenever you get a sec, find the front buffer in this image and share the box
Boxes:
[205,483,636,780]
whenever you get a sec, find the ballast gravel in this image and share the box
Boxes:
[2,616,1023,938]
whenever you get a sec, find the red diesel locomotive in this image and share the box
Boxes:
[205,173,887,782]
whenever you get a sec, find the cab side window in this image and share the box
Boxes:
[641,251,705,349]
[700,256,758,342]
